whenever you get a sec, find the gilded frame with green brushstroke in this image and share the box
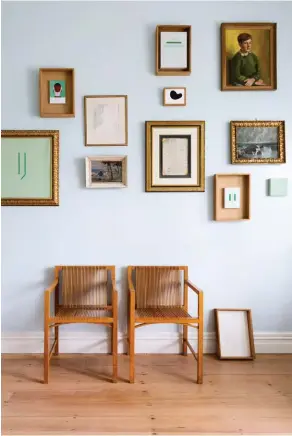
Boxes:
[1,130,59,206]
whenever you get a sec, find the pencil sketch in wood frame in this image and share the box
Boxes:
[163,87,186,106]
[84,95,128,146]
[221,23,277,91]
[145,121,205,192]
[214,309,255,360]
[231,121,285,164]
[85,156,127,188]
[1,130,59,206]
[156,25,191,76]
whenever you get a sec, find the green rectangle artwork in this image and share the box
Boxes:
[1,138,52,199]
[49,80,66,104]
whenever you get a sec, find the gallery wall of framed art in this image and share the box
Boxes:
[2,0,292,340]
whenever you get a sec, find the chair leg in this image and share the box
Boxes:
[197,321,203,384]
[44,322,49,384]
[129,321,135,383]
[183,325,188,356]
[112,322,118,383]
[54,326,59,356]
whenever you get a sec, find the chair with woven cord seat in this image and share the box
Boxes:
[128,265,203,384]
[43,265,118,383]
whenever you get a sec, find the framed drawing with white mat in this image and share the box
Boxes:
[214,309,255,360]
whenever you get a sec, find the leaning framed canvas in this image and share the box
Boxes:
[221,23,277,91]
[85,156,127,188]
[145,121,205,192]
[84,95,128,146]
[1,130,59,206]
[230,121,285,164]
[214,309,255,360]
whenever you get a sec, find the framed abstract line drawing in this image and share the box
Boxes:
[84,95,128,146]
[85,156,127,189]
[230,121,285,164]
[1,130,59,206]
[221,23,277,91]
[156,25,191,75]
[145,121,205,192]
[214,309,255,360]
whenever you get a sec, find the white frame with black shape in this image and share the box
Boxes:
[163,87,186,106]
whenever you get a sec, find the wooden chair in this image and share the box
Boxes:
[44,265,118,383]
[128,266,204,384]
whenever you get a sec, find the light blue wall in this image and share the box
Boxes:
[2,1,292,336]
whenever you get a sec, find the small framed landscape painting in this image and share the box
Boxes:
[163,87,186,106]
[145,121,205,192]
[84,95,128,146]
[221,23,277,91]
[1,130,59,206]
[85,156,127,189]
[230,121,285,164]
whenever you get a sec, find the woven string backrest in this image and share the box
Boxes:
[135,267,183,309]
[59,266,108,307]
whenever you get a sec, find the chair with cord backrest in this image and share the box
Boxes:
[127,265,204,384]
[43,265,118,383]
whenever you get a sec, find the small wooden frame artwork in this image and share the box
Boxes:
[214,309,255,360]
[156,25,191,76]
[163,87,186,106]
[214,174,250,221]
[39,68,75,117]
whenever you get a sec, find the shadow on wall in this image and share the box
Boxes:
[27,68,39,117]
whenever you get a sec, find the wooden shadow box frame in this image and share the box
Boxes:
[214,309,256,360]
[39,68,75,117]
[156,25,191,76]
[214,174,250,221]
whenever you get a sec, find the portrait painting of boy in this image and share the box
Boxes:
[221,23,276,91]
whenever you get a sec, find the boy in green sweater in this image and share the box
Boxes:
[231,33,266,86]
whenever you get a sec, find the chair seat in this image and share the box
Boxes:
[54,307,112,321]
[135,306,193,320]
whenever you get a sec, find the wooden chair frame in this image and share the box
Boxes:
[127,266,204,384]
[44,265,118,383]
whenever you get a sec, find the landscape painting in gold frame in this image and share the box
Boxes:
[221,23,277,91]
[230,121,285,164]
[145,121,205,192]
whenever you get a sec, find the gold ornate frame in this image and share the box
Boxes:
[1,130,59,206]
[145,121,205,192]
[230,121,285,164]
[221,23,277,91]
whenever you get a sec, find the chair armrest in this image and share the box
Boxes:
[44,279,58,320]
[185,280,203,295]
[45,279,58,294]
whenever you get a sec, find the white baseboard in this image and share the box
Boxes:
[2,331,292,354]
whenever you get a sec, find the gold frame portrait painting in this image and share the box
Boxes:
[221,23,277,91]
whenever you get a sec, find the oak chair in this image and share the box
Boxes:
[128,266,204,384]
[44,265,118,383]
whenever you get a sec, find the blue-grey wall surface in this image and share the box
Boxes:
[2,1,292,337]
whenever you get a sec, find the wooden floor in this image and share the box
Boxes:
[2,354,292,435]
